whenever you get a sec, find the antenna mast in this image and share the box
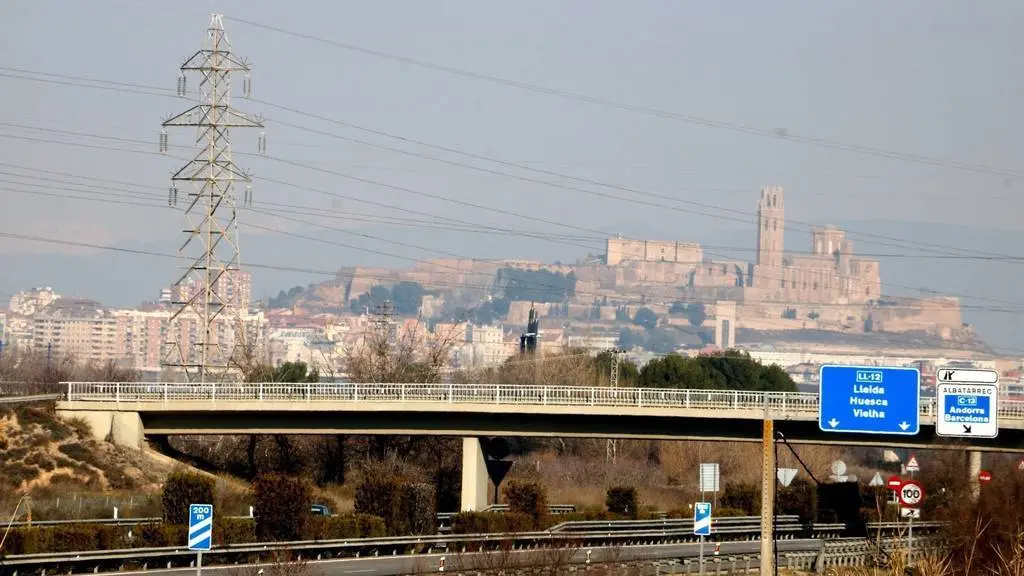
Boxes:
[160,13,264,382]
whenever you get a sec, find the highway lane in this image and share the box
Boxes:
[67,539,823,575]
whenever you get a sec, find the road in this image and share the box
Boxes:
[69,539,823,575]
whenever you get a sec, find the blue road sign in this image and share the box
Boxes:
[818,365,920,435]
[188,503,214,551]
[693,502,712,536]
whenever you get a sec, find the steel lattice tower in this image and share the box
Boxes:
[159,13,264,382]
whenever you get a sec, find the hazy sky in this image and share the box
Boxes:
[1,1,1022,349]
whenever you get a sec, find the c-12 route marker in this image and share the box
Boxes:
[936,367,1000,438]
[818,365,921,435]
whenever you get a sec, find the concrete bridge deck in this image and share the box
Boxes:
[56,381,1024,452]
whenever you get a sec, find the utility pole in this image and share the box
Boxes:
[369,300,395,381]
[606,348,625,464]
[160,13,265,383]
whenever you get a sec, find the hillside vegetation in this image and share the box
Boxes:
[0,402,173,496]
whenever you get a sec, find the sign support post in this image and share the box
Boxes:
[188,503,213,576]
[693,502,711,575]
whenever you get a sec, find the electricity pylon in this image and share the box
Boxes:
[159,13,265,382]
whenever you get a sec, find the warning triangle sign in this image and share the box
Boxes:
[906,455,920,472]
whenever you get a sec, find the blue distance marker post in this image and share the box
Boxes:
[694,501,711,575]
[188,503,213,576]
[818,365,921,435]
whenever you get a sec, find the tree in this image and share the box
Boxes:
[161,469,215,525]
[252,473,312,541]
[606,486,639,518]
[686,303,707,327]
[616,327,638,350]
[390,282,425,316]
[638,350,797,392]
[633,307,658,331]
[345,311,461,384]
[504,480,548,528]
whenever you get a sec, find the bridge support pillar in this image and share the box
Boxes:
[56,410,144,449]
[967,450,982,503]
[461,437,489,511]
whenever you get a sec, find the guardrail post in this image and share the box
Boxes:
[212,382,216,403]
[354,383,359,402]
[163,382,167,405]
[115,382,120,405]
[259,383,263,402]
[448,383,453,403]
[543,386,548,405]
[401,383,406,402]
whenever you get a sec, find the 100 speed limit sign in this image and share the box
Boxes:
[898,480,925,507]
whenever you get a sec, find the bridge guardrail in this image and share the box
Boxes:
[61,381,1024,422]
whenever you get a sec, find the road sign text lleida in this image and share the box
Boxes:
[936,383,999,438]
[693,502,712,536]
[188,503,214,551]
[818,365,921,435]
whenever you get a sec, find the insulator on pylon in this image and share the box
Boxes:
[159,130,169,153]
[257,132,266,154]
[168,186,178,207]
[243,73,252,98]
[244,184,253,207]
[177,73,187,97]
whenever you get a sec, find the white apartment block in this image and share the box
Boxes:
[9,287,60,316]
[32,299,120,365]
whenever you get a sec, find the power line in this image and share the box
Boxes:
[223,17,1024,180]
[2,160,1024,262]
[1,68,1022,262]
[1,145,1023,312]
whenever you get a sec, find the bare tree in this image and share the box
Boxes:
[345,313,461,384]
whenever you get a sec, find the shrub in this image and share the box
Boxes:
[449,511,534,534]
[215,517,257,545]
[354,477,436,536]
[777,477,817,523]
[398,482,437,535]
[721,482,759,515]
[504,480,548,528]
[303,513,386,540]
[161,470,216,525]
[252,473,312,541]
[605,486,639,519]
[353,476,402,533]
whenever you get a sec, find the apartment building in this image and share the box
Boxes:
[32,298,121,364]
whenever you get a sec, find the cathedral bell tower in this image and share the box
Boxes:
[756,186,785,269]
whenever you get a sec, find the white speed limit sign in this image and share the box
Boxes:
[898,480,925,507]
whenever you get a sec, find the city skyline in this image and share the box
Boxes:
[1,1,1022,354]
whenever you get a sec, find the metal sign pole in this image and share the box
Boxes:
[908,517,913,565]
[197,551,202,576]
[699,489,705,576]
[699,534,705,575]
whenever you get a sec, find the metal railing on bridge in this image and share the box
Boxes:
[63,381,1024,422]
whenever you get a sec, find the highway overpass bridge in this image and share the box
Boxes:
[57,381,1024,509]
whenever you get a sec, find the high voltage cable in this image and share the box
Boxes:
[223,17,1024,180]
[6,166,1024,262]
[1,117,1017,264]
[0,68,1020,262]
[1,137,1023,312]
